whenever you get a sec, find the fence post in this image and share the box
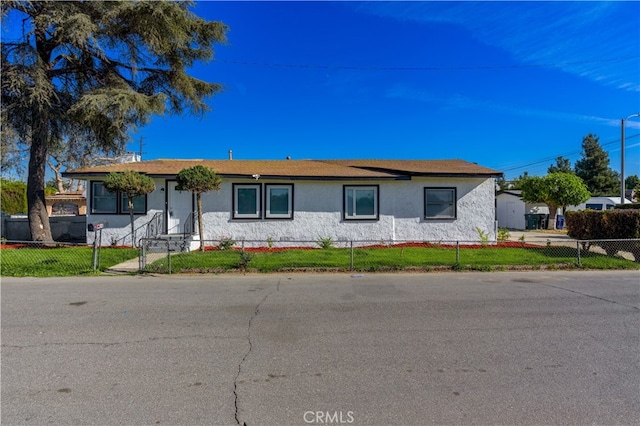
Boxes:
[139,239,146,272]
[350,240,354,271]
[167,239,171,274]
[92,233,97,271]
[456,241,460,265]
[92,229,102,271]
[576,240,581,266]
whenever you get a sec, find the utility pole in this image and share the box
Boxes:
[139,136,146,161]
[621,113,640,203]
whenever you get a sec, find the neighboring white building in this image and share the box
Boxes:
[497,191,631,230]
[64,159,502,246]
[496,190,550,230]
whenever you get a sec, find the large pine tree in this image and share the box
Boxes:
[574,134,620,197]
[1,1,227,241]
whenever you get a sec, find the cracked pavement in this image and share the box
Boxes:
[2,271,639,425]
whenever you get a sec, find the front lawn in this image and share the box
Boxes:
[147,245,639,273]
[0,246,138,277]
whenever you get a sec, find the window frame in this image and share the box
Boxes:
[343,185,379,221]
[90,181,148,215]
[424,187,457,220]
[265,184,294,219]
[120,192,148,214]
[233,183,262,219]
[91,181,118,214]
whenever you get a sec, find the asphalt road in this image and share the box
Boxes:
[2,271,639,426]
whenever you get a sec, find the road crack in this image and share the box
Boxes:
[233,281,280,426]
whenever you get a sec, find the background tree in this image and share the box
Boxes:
[176,165,222,251]
[103,171,155,247]
[625,175,640,201]
[1,116,26,177]
[521,172,591,230]
[0,178,27,214]
[548,156,572,174]
[574,134,619,196]
[1,1,228,241]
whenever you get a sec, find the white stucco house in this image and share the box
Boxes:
[63,159,502,246]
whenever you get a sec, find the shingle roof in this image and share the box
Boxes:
[63,158,502,179]
[322,159,501,176]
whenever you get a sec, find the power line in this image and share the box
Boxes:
[218,55,639,72]
[499,133,640,175]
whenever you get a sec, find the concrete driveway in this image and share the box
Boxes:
[506,230,573,245]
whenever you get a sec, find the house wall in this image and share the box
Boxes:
[85,176,497,245]
[199,177,495,242]
[84,183,165,245]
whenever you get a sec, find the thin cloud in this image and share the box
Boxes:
[386,83,626,128]
[356,2,639,92]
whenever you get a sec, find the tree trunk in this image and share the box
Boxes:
[27,110,53,242]
[55,170,65,193]
[129,197,136,247]
[197,193,204,251]
[547,206,558,230]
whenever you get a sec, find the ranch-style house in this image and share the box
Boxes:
[63,158,502,246]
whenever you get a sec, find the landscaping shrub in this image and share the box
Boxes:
[565,209,640,261]
[615,203,640,210]
[0,179,27,214]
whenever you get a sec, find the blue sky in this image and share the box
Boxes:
[8,1,640,181]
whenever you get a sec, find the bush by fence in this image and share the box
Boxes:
[615,203,640,210]
[565,209,640,240]
[565,209,640,261]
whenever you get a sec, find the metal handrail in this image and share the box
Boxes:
[183,211,197,238]
[145,212,163,239]
[111,212,163,247]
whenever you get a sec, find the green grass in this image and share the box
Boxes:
[2,245,637,276]
[0,247,138,277]
[148,246,639,273]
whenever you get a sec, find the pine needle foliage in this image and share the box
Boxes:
[1,1,228,240]
[574,134,620,197]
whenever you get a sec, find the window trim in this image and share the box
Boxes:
[120,192,148,214]
[90,181,118,214]
[233,183,262,219]
[424,187,457,220]
[90,181,148,215]
[265,184,294,219]
[343,185,379,221]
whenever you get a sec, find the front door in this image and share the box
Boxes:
[167,181,194,234]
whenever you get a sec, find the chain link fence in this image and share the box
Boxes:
[0,241,138,276]
[139,237,640,274]
[2,237,638,276]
